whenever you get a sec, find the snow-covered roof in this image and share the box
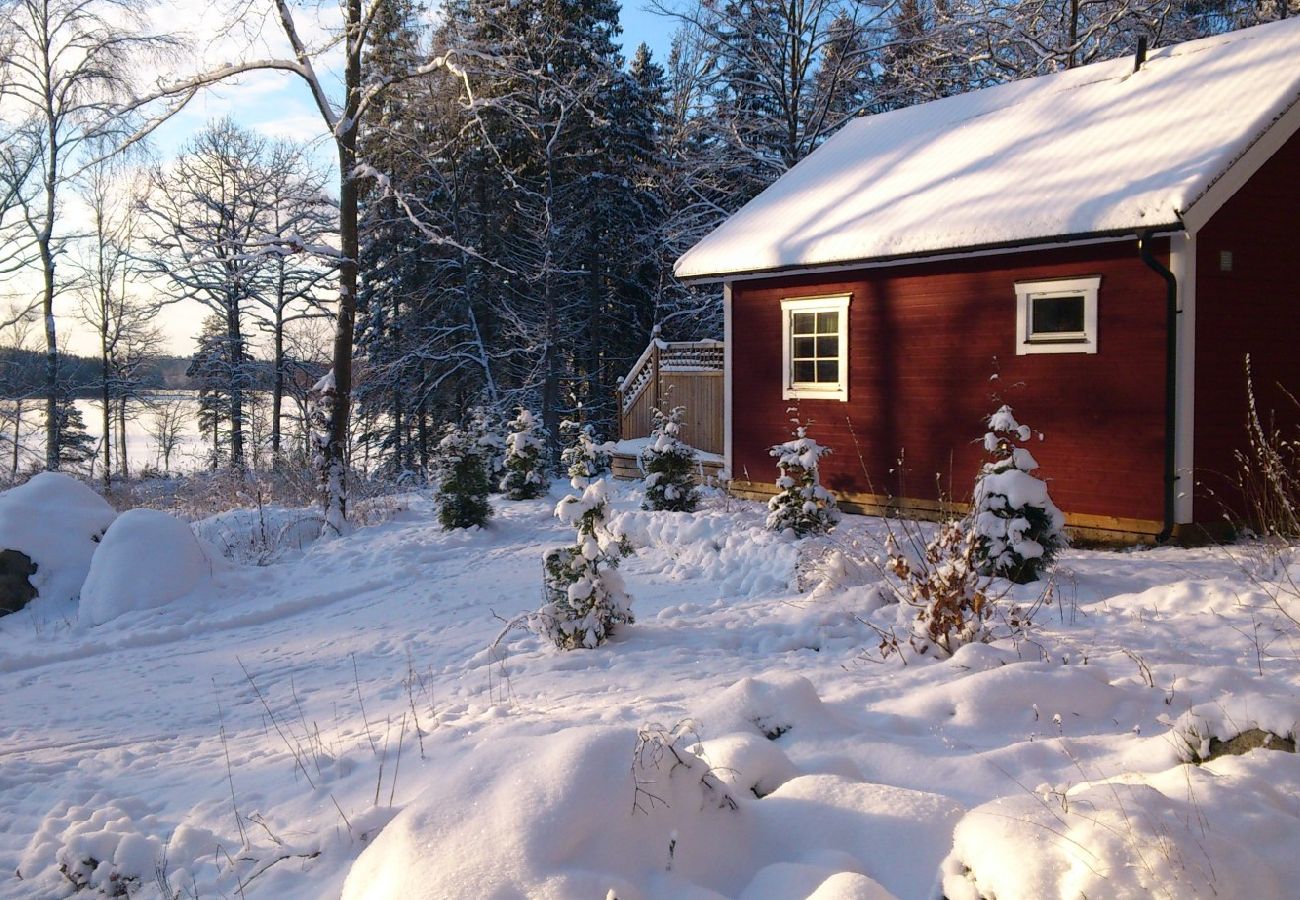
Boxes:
[675,17,1300,282]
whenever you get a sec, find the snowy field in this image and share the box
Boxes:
[2,478,1300,898]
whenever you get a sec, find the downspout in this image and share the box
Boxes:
[1138,231,1178,543]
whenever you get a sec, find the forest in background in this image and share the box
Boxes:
[0,0,1293,492]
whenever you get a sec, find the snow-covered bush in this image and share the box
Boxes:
[500,408,547,500]
[883,520,995,658]
[767,423,838,536]
[559,418,612,489]
[640,406,699,512]
[971,405,1065,584]
[509,478,633,650]
[432,422,493,530]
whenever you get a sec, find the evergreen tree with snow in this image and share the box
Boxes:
[970,405,1066,584]
[766,421,838,536]
[500,408,547,499]
[432,420,493,530]
[471,406,508,493]
[537,478,634,650]
[640,405,699,512]
[54,399,96,469]
[560,417,612,489]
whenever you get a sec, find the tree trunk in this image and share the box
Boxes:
[322,0,363,534]
[271,312,284,465]
[227,304,245,471]
[117,398,128,478]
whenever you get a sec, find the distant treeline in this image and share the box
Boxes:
[0,348,280,399]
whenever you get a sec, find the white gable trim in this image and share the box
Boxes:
[1181,94,1300,234]
[1170,232,1196,525]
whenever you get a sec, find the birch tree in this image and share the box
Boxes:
[0,0,173,470]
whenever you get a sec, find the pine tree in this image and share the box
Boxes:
[767,422,838,536]
[640,405,699,512]
[432,420,494,530]
[536,477,634,650]
[500,408,547,499]
[970,405,1066,584]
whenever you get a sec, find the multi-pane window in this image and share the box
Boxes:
[1015,276,1100,354]
[781,295,850,400]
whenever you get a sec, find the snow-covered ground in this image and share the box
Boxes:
[2,480,1299,899]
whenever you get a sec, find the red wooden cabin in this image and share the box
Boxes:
[675,18,1300,542]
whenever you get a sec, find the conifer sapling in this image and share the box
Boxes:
[640,406,699,512]
[500,408,547,500]
[560,418,612,489]
[767,420,838,536]
[432,420,493,530]
[471,406,508,493]
[536,478,634,650]
[970,405,1065,584]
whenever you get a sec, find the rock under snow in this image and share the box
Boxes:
[0,473,116,615]
[80,508,213,626]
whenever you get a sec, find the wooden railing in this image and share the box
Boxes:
[617,338,725,454]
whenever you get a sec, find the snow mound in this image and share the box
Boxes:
[80,509,214,626]
[191,504,324,564]
[613,508,797,597]
[0,472,116,611]
[692,674,837,741]
[941,755,1300,899]
[343,718,960,900]
[16,795,166,897]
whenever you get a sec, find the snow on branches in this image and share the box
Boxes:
[640,406,699,512]
[767,421,838,536]
[560,418,612,490]
[505,478,634,651]
[500,408,547,500]
[971,405,1065,584]
[432,420,493,530]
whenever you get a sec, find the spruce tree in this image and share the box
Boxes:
[500,408,547,499]
[767,422,838,536]
[432,421,493,530]
[54,399,96,469]
[538,478,634,650]
[640,405,699,512]
[560,418,612,489]
[970,405,1066,584]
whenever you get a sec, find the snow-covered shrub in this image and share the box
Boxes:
[508,478,633,650]
[559,418,612,489]
[80,509,213,626]
[971,405,1065,584]
[883,520,995,658]
[766,423,838,536]
[640,406,699,512]
[17,796,165,898]
[500,408,547,500]
[432,422,493,530]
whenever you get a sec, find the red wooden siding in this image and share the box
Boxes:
[1193,127,1300,521]
[730,241,1170,524]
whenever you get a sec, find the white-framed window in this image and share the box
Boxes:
[781,294,850,401]
[1015,276,1100,355]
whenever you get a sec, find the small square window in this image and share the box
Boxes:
[1015,277,1100,355]
[781,294,850,401]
